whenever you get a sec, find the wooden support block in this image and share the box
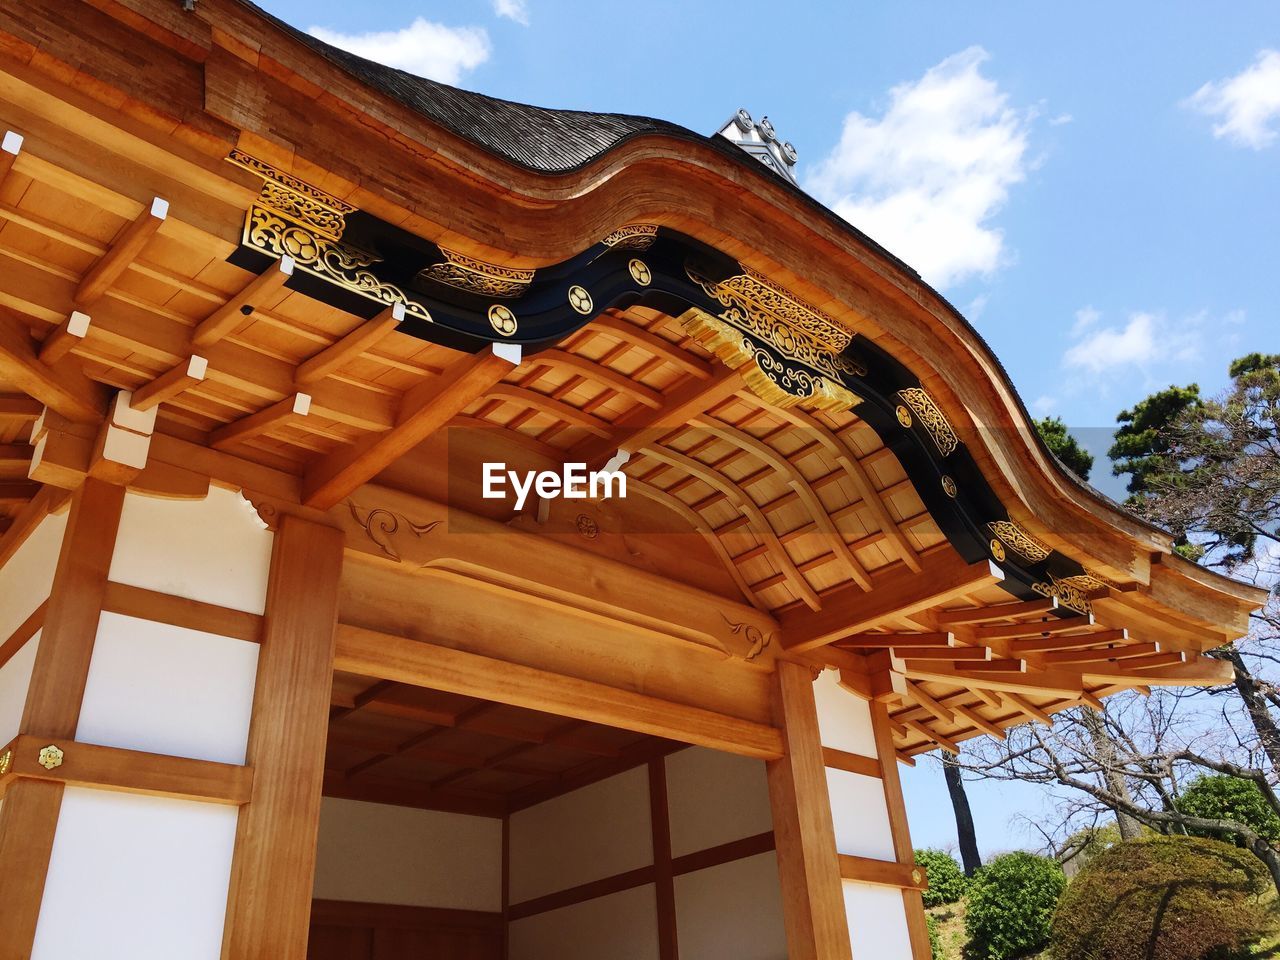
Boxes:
[36,311,90,366]
[0,735,251,805]
[766,660,853,960]
[1079,691,1106,712]
[209,392,310,450]
[962,658,1028,672]
[296,302,403,385]
[192,255,295,347]
[892,646,990,661]
[0,130,21,186]
[75,197,167,308]
[838,632,954,649]
[822,746,881,779]
[130,354,208,411]
[1010,628,1129,654]
[902,718,959,754]
[1039,642,1159,666]
[0,395,42,423]
[0,480,39,506]
[969,687,1004,710]
[837,854,928,891]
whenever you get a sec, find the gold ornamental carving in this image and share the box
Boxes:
[1031,575,1100,616]
[38,744,64,770]
[568,285,594,315]
[988,520,1051,563]
[896,387,959,456]
[0,749,10,776]
[628,258,653,286]
[231,150,433,324]
[602,224,659,250]
[989,539,1006,562]
[488,304,518,336]
[420,249,535,299]
[941,475,958,498]
[688,264,853,354]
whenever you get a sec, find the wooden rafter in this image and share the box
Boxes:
[74,197,167,309]
[0,310,106,423]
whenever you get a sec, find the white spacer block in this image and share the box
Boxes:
[492,342,522,365]
[187,354,209,379]
[112,390,158,435]
[2,130,21,155]
[29,408,48,446]
[101,424,151,469]
[292,393,311,416]
[67,310,91,338]
[390,301,406,322]
[889,670,909,697]
[601,449,631,473]
[149,197,169,220]
[278,255,296,276]
[27,432,48,477]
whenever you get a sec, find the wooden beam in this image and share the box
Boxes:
[1003,692,1054,726]
[296,302,404,385]
[0,310,106,423]
[100,581,262,644]
[36,311,90,365]
[766,660,853,960]
[1039,642,1160,666]
[901,679,954,725]
[901,719,959,755]
[951,704,1007,740]
[837,855,928,891]
[974,615,1095,642]
[0,735,251,805]
[334,624,783,760]
[129,354,208,411]
[222,515,344,960]
[75,197,167,308]
[209,392,310,450]
[303,344,521,510]
[838,632,954,650]
[586,313,714,378]
[1009,628,1129,655]
[649,757,678,960]
[0,394,42,423]
[822,746,881,779]
[936,597,1059,625]
[192,255,294,348]
[893,646,991,662]
[483,383,611,438]
[781,550,1003,653]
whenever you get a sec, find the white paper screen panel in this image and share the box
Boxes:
[29,789,238,960]
[75,612,258,765]
[813,668,877,756]
[312,797,502,911]
[665,747,773,858]
[0,629,39,744]
[843,881,913,960]
[0,511,65,639]
[109,488,273,615]
[826,767,897,861]
[508,765,652,903]
[508,884,660,960]
[673,851,788,960]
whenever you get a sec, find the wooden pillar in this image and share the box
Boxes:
[649,756,679,960]
[221,514,344,960]
[870,701,932,960]
[766,660,853,960]
[0,477,125,960]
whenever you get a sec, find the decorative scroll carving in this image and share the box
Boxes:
[257,181,348,240]
[1057,572,1115,592]
[688,262,853,354]
[679,308,861,414]
[601,224,658,250]
[227,149,355,216]
[348,501,441,562]
[0,749,10,776]
[722,613,772,662]
[1032,576,1095,615]
[419,249,535,299]
[896,387,959,456]
[988,520,1051,563]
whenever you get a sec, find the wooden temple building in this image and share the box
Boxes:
[0,2,1266,958]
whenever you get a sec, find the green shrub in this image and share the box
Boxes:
[964,852,1065,960]
[1049,835,1273,960]
[1178,774,1280,845]
[927,912,944,960]
[917,848,968,907]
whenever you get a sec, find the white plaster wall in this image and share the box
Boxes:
[0,510,66,641]
[0,630,39,745]
[109,487,274,615]
[665,747,773,858]
[813,668,878,756]
[509,884,660,960]
[29,788,239,960]
[76,612,258,765]
[826,767,897,861]
[844,882,913,960]
[312,797,502,911]
[509,765,652,903]
[674,851,787,960]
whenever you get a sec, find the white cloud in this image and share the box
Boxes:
[1031,395,1057,416]
[308,18,491,84]
[1062,308,1221,376]
[1071,305,1100,335]
[493,0,530,25]
[1064,312,1161,374]
[1049,113,1073,126]
[1184,49,1280,149]
[807,46,1034,289]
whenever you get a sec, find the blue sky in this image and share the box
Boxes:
[257,0,1280,855]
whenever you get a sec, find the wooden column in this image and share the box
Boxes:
[221,514,344,960]
[766,661,853,960]
[870,701,932,960]
[0,477,125,960]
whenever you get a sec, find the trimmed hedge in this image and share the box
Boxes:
[1050,835,1273,960]
[964,852,1065,960]
[916,848,968,907]
[1178,774,1280,845]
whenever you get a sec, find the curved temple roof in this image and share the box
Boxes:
[0,0,1267,757]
